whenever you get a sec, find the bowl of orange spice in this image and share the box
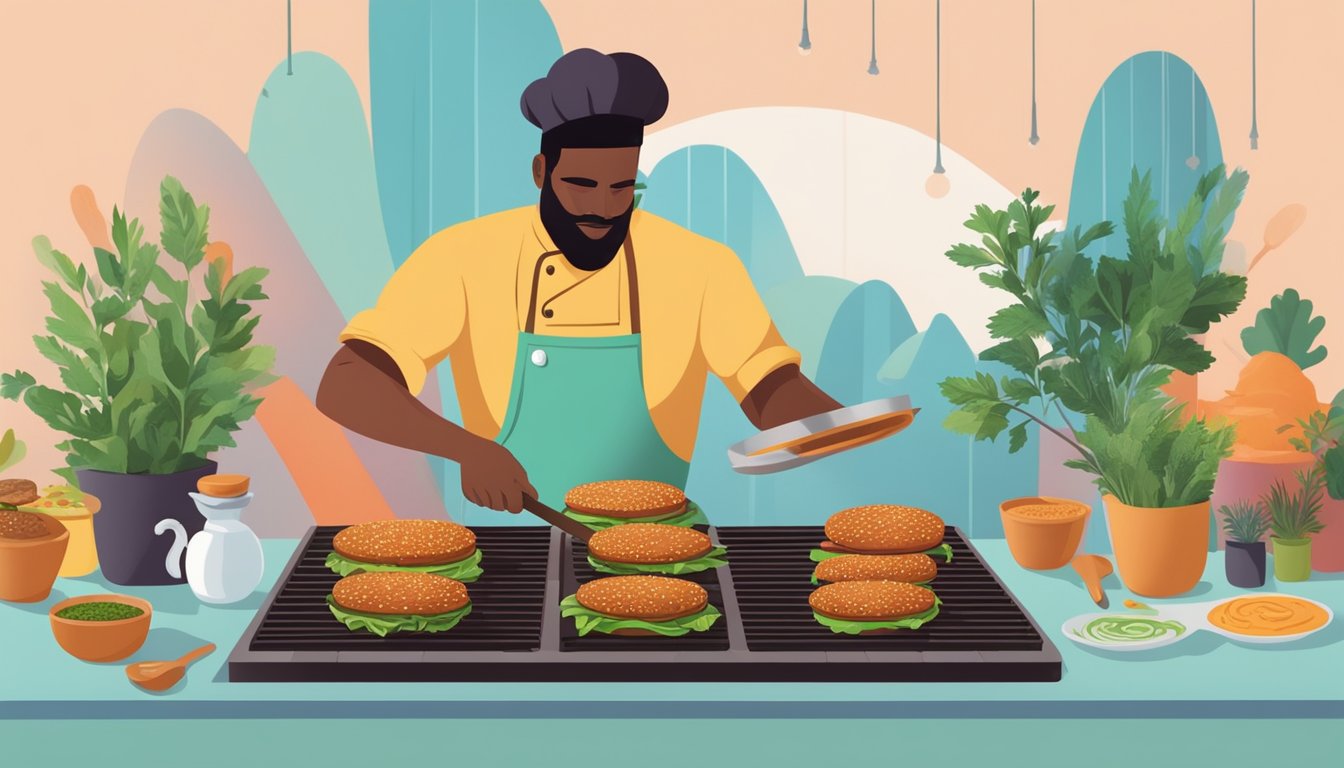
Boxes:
[1000,496,1091,570]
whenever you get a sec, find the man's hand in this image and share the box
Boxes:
[460,439,538,514]
[740,364,843,430]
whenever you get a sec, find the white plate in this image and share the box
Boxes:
[1062,593,1334,653]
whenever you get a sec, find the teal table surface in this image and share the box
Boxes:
[3,538,1341,719]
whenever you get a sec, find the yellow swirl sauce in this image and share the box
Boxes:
[1206,596,1329,637]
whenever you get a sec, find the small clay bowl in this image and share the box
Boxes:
[49,593,152,662]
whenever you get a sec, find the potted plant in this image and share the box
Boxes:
[1219,500,1269,587]
[940,167,1248,597]
[1285,396,1344,571]
[1263,468,1325,582]
[1,176,274,586]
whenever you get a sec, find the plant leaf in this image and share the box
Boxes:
[1,372,37,401]
[1008,421,1030,454]
[32,236,83,292]
[158,176,209,270]
[987,305,1051,340]
[1240,288,1328,369]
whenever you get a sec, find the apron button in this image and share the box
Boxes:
[530,349,548,367]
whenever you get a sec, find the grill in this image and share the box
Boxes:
[717,526,1043,652]
[229,524,1061,682]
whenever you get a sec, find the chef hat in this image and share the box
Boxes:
[521,48,669,150]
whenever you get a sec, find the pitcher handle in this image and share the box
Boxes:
[154,518,188,580]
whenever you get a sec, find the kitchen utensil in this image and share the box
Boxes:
[728,396,919,475]
[49,593,152,662]
[1062,593,1333,653]
[1071,554,1114,607]
[155,482,264,604]
[126,642,216,691]
[1246,203,1307,272]
[522,494,593,543]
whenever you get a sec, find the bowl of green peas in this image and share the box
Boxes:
[49,593,152,662]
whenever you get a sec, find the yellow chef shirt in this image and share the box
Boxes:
[339,205,801,461]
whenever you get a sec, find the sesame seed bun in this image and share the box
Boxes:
[588,524,713,564]
[575,575,707,621]
[565,480,686,519]
[332,520,476,566]
[822,504,945,554]
[331,571,470,616]
[813,553,937,584]
[809,580,937,622]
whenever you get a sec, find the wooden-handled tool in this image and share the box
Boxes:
[522,494,593,543]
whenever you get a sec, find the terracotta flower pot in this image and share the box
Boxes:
[1103,495,1210,597]
[0,511,70,602]
[999,496,1091,570]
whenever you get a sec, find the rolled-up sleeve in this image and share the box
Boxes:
[338,239,465,396]
[699,247,802,402]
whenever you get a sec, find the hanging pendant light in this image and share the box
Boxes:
[286,0,293,75]
[798,0,812,55]
[1186,72,1200,169]
[867,0,879,75]
[1029,0,1039,145]
[926,0,950,197]
[1250,0,1259,149]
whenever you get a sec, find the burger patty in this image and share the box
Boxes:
[0,509,64,540]
[814,553,937,584]
[575,575,707,620]
[0,479,40,507]
[809,580,937,621]
[823,504,945,553]
[331,571,470,616]
[332,519,477,566]
[588,523,713,564]
[565,480,687,519]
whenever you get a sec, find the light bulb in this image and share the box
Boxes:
[798,43,812,56]
[925,172,950,198]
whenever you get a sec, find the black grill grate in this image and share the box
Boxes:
[248,526,550,651]
[716,526,1043,652]
[559,527,730,652]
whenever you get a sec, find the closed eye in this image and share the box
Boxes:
[559,177,599,188]
[611,179,636,189]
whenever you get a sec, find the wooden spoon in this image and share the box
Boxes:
[1247,203,1307,272]
[126,643,216,692]
[1071,554,1114,608]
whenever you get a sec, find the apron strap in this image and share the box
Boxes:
[525,239,641,334]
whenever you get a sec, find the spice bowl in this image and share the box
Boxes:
[1000,496,1091,570]
[49,593,152,662]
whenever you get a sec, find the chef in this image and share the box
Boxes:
[317,48,842,514]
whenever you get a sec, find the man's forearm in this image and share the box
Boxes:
[740,364,842,430]
[316,341,484,463]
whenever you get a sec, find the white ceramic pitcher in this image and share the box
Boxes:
[155,492,264,604]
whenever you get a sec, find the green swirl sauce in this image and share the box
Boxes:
[1074,616,1186,644]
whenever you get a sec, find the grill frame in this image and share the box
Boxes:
[227,525,1061,682]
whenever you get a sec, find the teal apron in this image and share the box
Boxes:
[474,239,690,523]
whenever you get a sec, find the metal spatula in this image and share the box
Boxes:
[522,494,592,543]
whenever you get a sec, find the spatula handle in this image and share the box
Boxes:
[522,495,593,543]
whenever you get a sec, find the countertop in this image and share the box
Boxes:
[3,539,1341,719]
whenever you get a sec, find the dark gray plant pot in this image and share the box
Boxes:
[1225,540,1267,588]
[77,461,217,586]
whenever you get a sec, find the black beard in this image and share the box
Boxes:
[539,175,633,272]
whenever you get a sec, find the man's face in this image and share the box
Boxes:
[534,146,640,271]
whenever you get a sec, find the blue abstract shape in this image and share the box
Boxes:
[370,1,562,522]
[247,52,394,321]
[1067,52,1224,258]
[762,276,858,379]
[816,280,917,404]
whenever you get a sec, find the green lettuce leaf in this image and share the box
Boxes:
[326,595,471,637]
[559,594,721,637]
[588,546,728,575]
[324,548,483,582]
[813,597,942,635]
[563,500,707,530]
[809,542,952,564]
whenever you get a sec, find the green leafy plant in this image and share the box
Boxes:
[634,181,647,209]
[1286,388,1344,503]
[2,176,275,482]
[0,429,26,474]
[1220,500,1270,543]
[1241,288,1327,369]
[1263,468,1326,540]
[939,166,1248,508]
